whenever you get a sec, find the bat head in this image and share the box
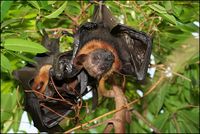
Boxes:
[74,48,114,79]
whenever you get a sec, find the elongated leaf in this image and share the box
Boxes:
[148,4,167,14]
[38,1,48,9]
[3,38,47,53]
[48,1,56,5]
[45,1,67,18]
[28,1,40,10]
[12,109,23,132]
[162,13,177,25]
[1,91,17,122]
[1,19,21,29]
[1,53,11,72]
[8,51,36,64]
[153,111,170,130]
[1,1,13,22]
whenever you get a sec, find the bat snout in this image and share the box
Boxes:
[83,48,115,79]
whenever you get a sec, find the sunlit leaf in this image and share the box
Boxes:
[162,13,177,25]
[48,1,56,5]
[1,19,21,29]
[45,1,67,18]
[1,91,17,122]
[28,1,40,10]
[8,51,36,64]
[1,53,11,72]
[148,4,167,14]
[3,38,48,53]
[1,1,13,22]
[12,109,23,132]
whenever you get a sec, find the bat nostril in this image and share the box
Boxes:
[56,73,62,79]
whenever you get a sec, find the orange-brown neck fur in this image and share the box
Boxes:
[32,64,52,98]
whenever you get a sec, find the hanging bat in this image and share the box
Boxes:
[13,30,96,132]
[69,1,152,92]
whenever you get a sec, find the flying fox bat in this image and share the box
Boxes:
[69,1,152,92]
[13,30,96,132]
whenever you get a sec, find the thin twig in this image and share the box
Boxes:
[82,119,111,131]
[77,3,92,20]
[25,90,74,105]
[156,65,191,82]
[143,75,164,96]
[50,76,65,100]
[64,13,78,26]
[40,103,73,120]
[23,28,73,33]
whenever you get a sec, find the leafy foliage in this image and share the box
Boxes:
[1,1,199,133]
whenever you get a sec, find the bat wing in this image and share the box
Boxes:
[25,92,48,132]
[111,24,152,81]
[41,100,72,128]
[25,92,64,132]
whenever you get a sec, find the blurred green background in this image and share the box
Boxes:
[1,1,199,133]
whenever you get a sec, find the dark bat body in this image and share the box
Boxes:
[13,30,96,132]
[72,2,152,82]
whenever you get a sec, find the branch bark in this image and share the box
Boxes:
[99,80,131,133]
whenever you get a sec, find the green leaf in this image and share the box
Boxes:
[3,38,48,54]
[38,1,48,9]
[153,112,170,130]
[1,1,13,22]
[27,1,40,10]
[164,1,172,11]
[148,4,177,25]
[1,81,13,93]
[148,83,169,114]
[168,120,176,133]
[1,91,17,122]
[148,4,167,14]
[48,1,56,5]
[178,110,199,128]
[1,19,21,29]
[7,51,36,64]
[162,13,177,25]
[12,109,23,132]
[45,1,67,18]
[1,53,11,72]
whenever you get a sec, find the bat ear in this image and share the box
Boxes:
[12,67,37,89]
[74,54,88,66]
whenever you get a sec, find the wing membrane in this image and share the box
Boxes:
[111,24,152,80]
